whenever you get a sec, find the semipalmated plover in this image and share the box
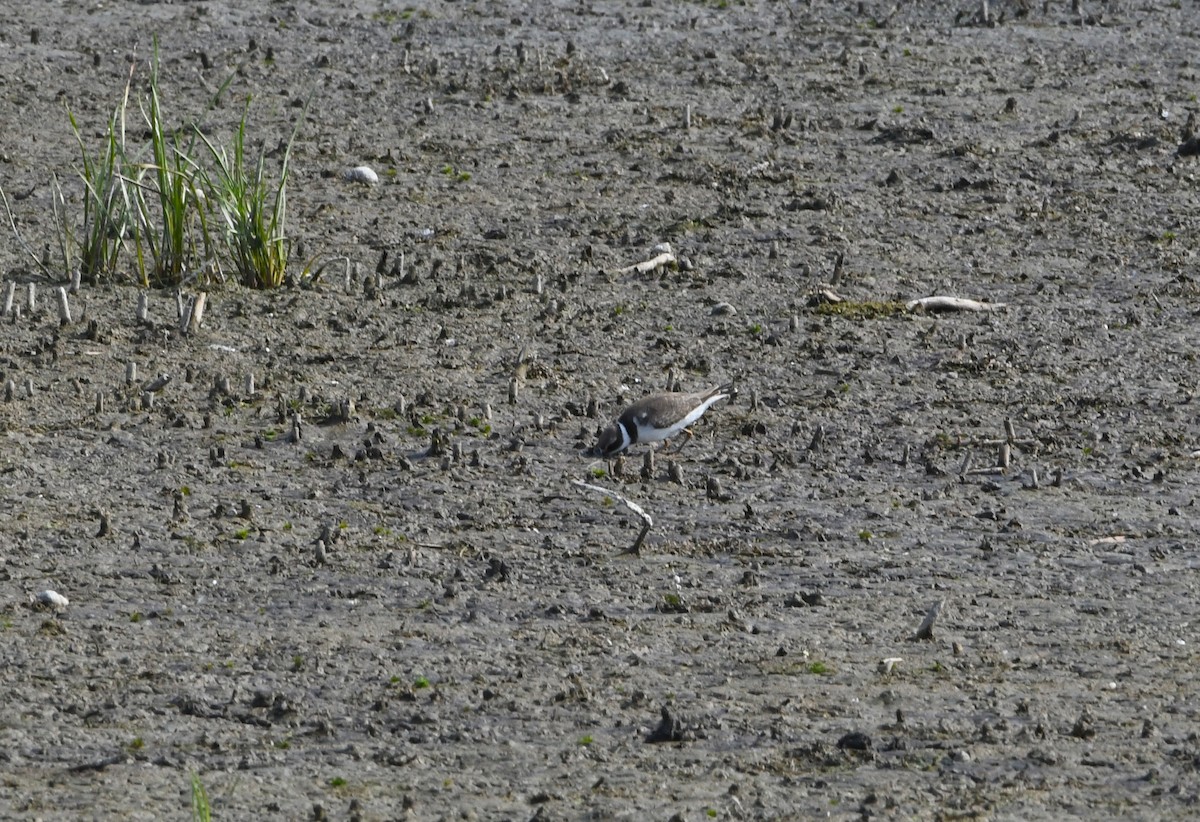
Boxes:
[591,382,735,457]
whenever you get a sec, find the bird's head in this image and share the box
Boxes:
[592,422,628,457]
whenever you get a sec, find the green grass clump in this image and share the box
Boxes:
[63,90,132,282]
[62,40,216,289]
[131,40,214,287]
[197,96,305,289]
[4,40,306,291]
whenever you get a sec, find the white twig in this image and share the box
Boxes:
[906,296,1006,312]
[616,251,676,275]
[573,479,653,554]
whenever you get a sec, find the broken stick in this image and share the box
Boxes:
[615,250,676,276]
[573,479,653,555]
[905,296,1006,313]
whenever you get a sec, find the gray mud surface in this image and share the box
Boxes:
[2,1,1200,819]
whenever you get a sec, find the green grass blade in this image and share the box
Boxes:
[190,772,211,822]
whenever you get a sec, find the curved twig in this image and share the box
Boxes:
[573,479,653,555]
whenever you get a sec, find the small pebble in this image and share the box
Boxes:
[36,590,69,611]
[344,166,379,184]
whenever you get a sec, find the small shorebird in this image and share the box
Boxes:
[591,382,735,457]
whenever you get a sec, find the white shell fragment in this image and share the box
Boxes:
[35,590,69,611]
[905,296,1006,313]
[343,165,380,184]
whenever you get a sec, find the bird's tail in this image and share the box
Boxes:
[710,381,737,401]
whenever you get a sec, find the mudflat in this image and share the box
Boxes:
[2,1,1198,819]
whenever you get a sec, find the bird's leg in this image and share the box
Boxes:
[664,427,695,454]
